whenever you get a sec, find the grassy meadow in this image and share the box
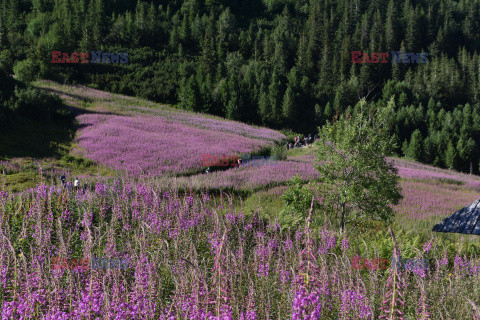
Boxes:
[1,82,480,319]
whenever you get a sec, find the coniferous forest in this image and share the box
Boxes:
[2,0,480,173]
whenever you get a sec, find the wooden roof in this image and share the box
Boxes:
[432,199,480,235]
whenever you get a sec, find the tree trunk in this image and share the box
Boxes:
[341,202,346,232]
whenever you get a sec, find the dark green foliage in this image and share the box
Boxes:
[2,0,480,172]
[0,71,74,157]
[406,129,423,162]
[445,140,459,170]
[315,98,403,231]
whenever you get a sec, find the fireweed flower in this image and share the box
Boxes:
[339,289,372,318]
[36,184,48,198]
[202,193,210,203]
[291,287,322,320]
[240,310,258,320]
[225,212,236,224]
[341,237,349,252]
[318,230,336,255]
[422,241,432,254]
[60,209,71,222]
[404,260,427,278]
[257,263,269,278]
[454,255,468,271]
[280,269,291,284]
[285,238,294,251]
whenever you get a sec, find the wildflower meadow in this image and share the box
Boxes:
[2,83,480,319]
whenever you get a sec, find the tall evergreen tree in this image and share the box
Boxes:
[445,140,459,170]
[407,129,423,161]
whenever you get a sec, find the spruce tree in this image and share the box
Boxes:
[407,129,423,161]
[445,140,459,170]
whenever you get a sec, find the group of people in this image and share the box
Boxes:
[287,134,318,149]
[60,174,80,190]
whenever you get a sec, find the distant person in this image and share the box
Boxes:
[237,158,242,166]
[295,136,301,147]
[206,167,210,174]
[60,174,66,188]
[74,177,79,190]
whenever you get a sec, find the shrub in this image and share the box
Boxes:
[13,59,37,83]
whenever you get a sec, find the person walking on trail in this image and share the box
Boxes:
[74,177,80,190]
[60,174,67,188]
[206,167,210,174]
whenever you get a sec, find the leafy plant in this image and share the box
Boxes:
[315,97,403,232]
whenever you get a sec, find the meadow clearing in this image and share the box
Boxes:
[1,83,480,319]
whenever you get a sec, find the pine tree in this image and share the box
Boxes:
[258,86,270,125]
[385,0,397,50]
[314,103,322,125]
[423,135,436,164]
[405,7,420,52]
[296,32,309,76]
[282,86,296,127]
[180,75,200,111]
[445,140,459,170]
[324,101,333,120]
[268,71,282,126]
[407,129,423,161]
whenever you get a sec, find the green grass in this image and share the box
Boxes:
[242,189,286,218]
[2,171,37,193]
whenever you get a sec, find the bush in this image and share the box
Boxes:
[13,86,63,120]
[271,145,287,161]
[13,59,37,83]
[0,50,14,74]
[281,175,315,216]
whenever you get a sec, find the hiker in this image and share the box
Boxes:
[206,167,210,174]
[60,174,66,188]
[74,177,79,190]
[295,136,301,147]
[237,158,242,166]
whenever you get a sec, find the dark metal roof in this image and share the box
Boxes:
[432,199,480,235]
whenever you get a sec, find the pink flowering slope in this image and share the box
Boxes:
[74,114,281,175]
[394,178,480,222]
[161,160,319,191]
[283,152,480,228]
[393,158,480,189]
[135,106,286,142]
[391,158,480,228]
